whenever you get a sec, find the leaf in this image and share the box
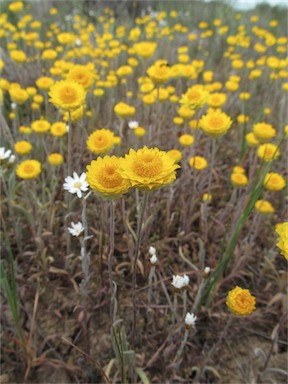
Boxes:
[136,367,150,384]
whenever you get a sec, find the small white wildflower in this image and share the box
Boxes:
[68,221,84,237]
[204,266,210,275]
[8,154,16,163]
[63,172,89,198]
[0,147,12,160]
[75,38,82,46]
[172,274,189,290]
[11,102,17,110]
[185,312,197,328]
[128,121,139,130]
[149,246,156,256]
[66,124,70,132]
[150,254,158,265]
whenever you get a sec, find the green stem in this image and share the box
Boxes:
[108,199,116,320]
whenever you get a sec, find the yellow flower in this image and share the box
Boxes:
[255,200,275,214]
[9,1,24,12]
[173,117,184,125]
[180,84,209,109]
[253,122,276,142]
[114,102,135,117]
[177,106,195,119]
[41,49,57,60]
[257,143,280,162]
[66,65,94,90]
[202,193,212,202]
[86,128,114,155]
[9,88,28,104]
[36,76,54,91]
[16,159,41,179]
[231,173,248,187]
[264,172,286,191]
[233,166,245,174]
[179,134,194,146]
[167,149,182,163]
[146,60,171,85]
[275,222,288,260]
[226,286,256,316]
[116,65,133,77]
[50,122,67,137]
[199,110,232,137]
[189,156,208,170]
[31,120,51,134]
[134,41,157,59]
[207,93,227,108]
[62,105,85,122]
[33,94,44,104]
[225,80,239,92]
[86,156,130,199]
[237,114,249,124]
[10,50,27,63]
[49,80,86,111]
[133,127,146,137]
[14,140,32,155]
[47,153,63,166]
[246,132,259,147]
[119,146,180,191]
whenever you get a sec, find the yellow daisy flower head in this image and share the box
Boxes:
[26,87,37,97]
[231,173,248,188]
[50,122,67,137]
[49,80,86,111]
[9,1,24,12]
[254,200,275,215]
[253,122,276,142]
[116,65,133,77]
[257,143,280,162]
[146,60,171,85]
[189,156,208,170]
[237,114,249,124]
[114,102,135,117]
[16,159,41,179]
[86,155,130,199]
[207,93,227,108]
[62,105,85,122]
[264,172,286,192]
[177,106,196,119]
[86,128,114,155]
[133,127,146,137]
[41,49,57,60]
[14,140,32,155]
[226,286,256,316]
[202,193,212,202]
[167,149,182,163]
[275,222,288,260]
[233,166,245,174]
[199,110,232,137]
[36,76,54,91]
[47,153,63,166]
[180,84,209,110]
[173,117,184,125]
[119,146,180,191]
[134,41,157,59]
[9,88,29,104]
[179,134,194,146]
[31,119,50,134]
[19,126,32,135]
[225,80,239,92]
[66,65,94,90]
[246,132,259,147]
[10,50,27,63]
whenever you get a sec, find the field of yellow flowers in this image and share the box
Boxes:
[1,0,287,383]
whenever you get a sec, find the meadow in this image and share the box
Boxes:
[0,0,287,383]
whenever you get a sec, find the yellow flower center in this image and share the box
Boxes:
[187,90,201,101]
[74,181,82,188]
[23,164,34,173]
[208,116,223,128]
[60,86,78,103]
[133,154,163,178]
[99,166,123,188]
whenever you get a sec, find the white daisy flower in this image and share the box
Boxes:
[150,254,158,265]
[63,172,89,198]
[149,246,156,256]
[68,222,84,237]
[128,121,139,130]
[8,154,16,163]
[185,312,197,328]
[171,274,189,290]
[0,147,12,160]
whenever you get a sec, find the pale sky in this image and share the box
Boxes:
[226,0,287,9]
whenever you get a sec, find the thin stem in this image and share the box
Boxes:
[132,192,149,347]
[108,199,116,320]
